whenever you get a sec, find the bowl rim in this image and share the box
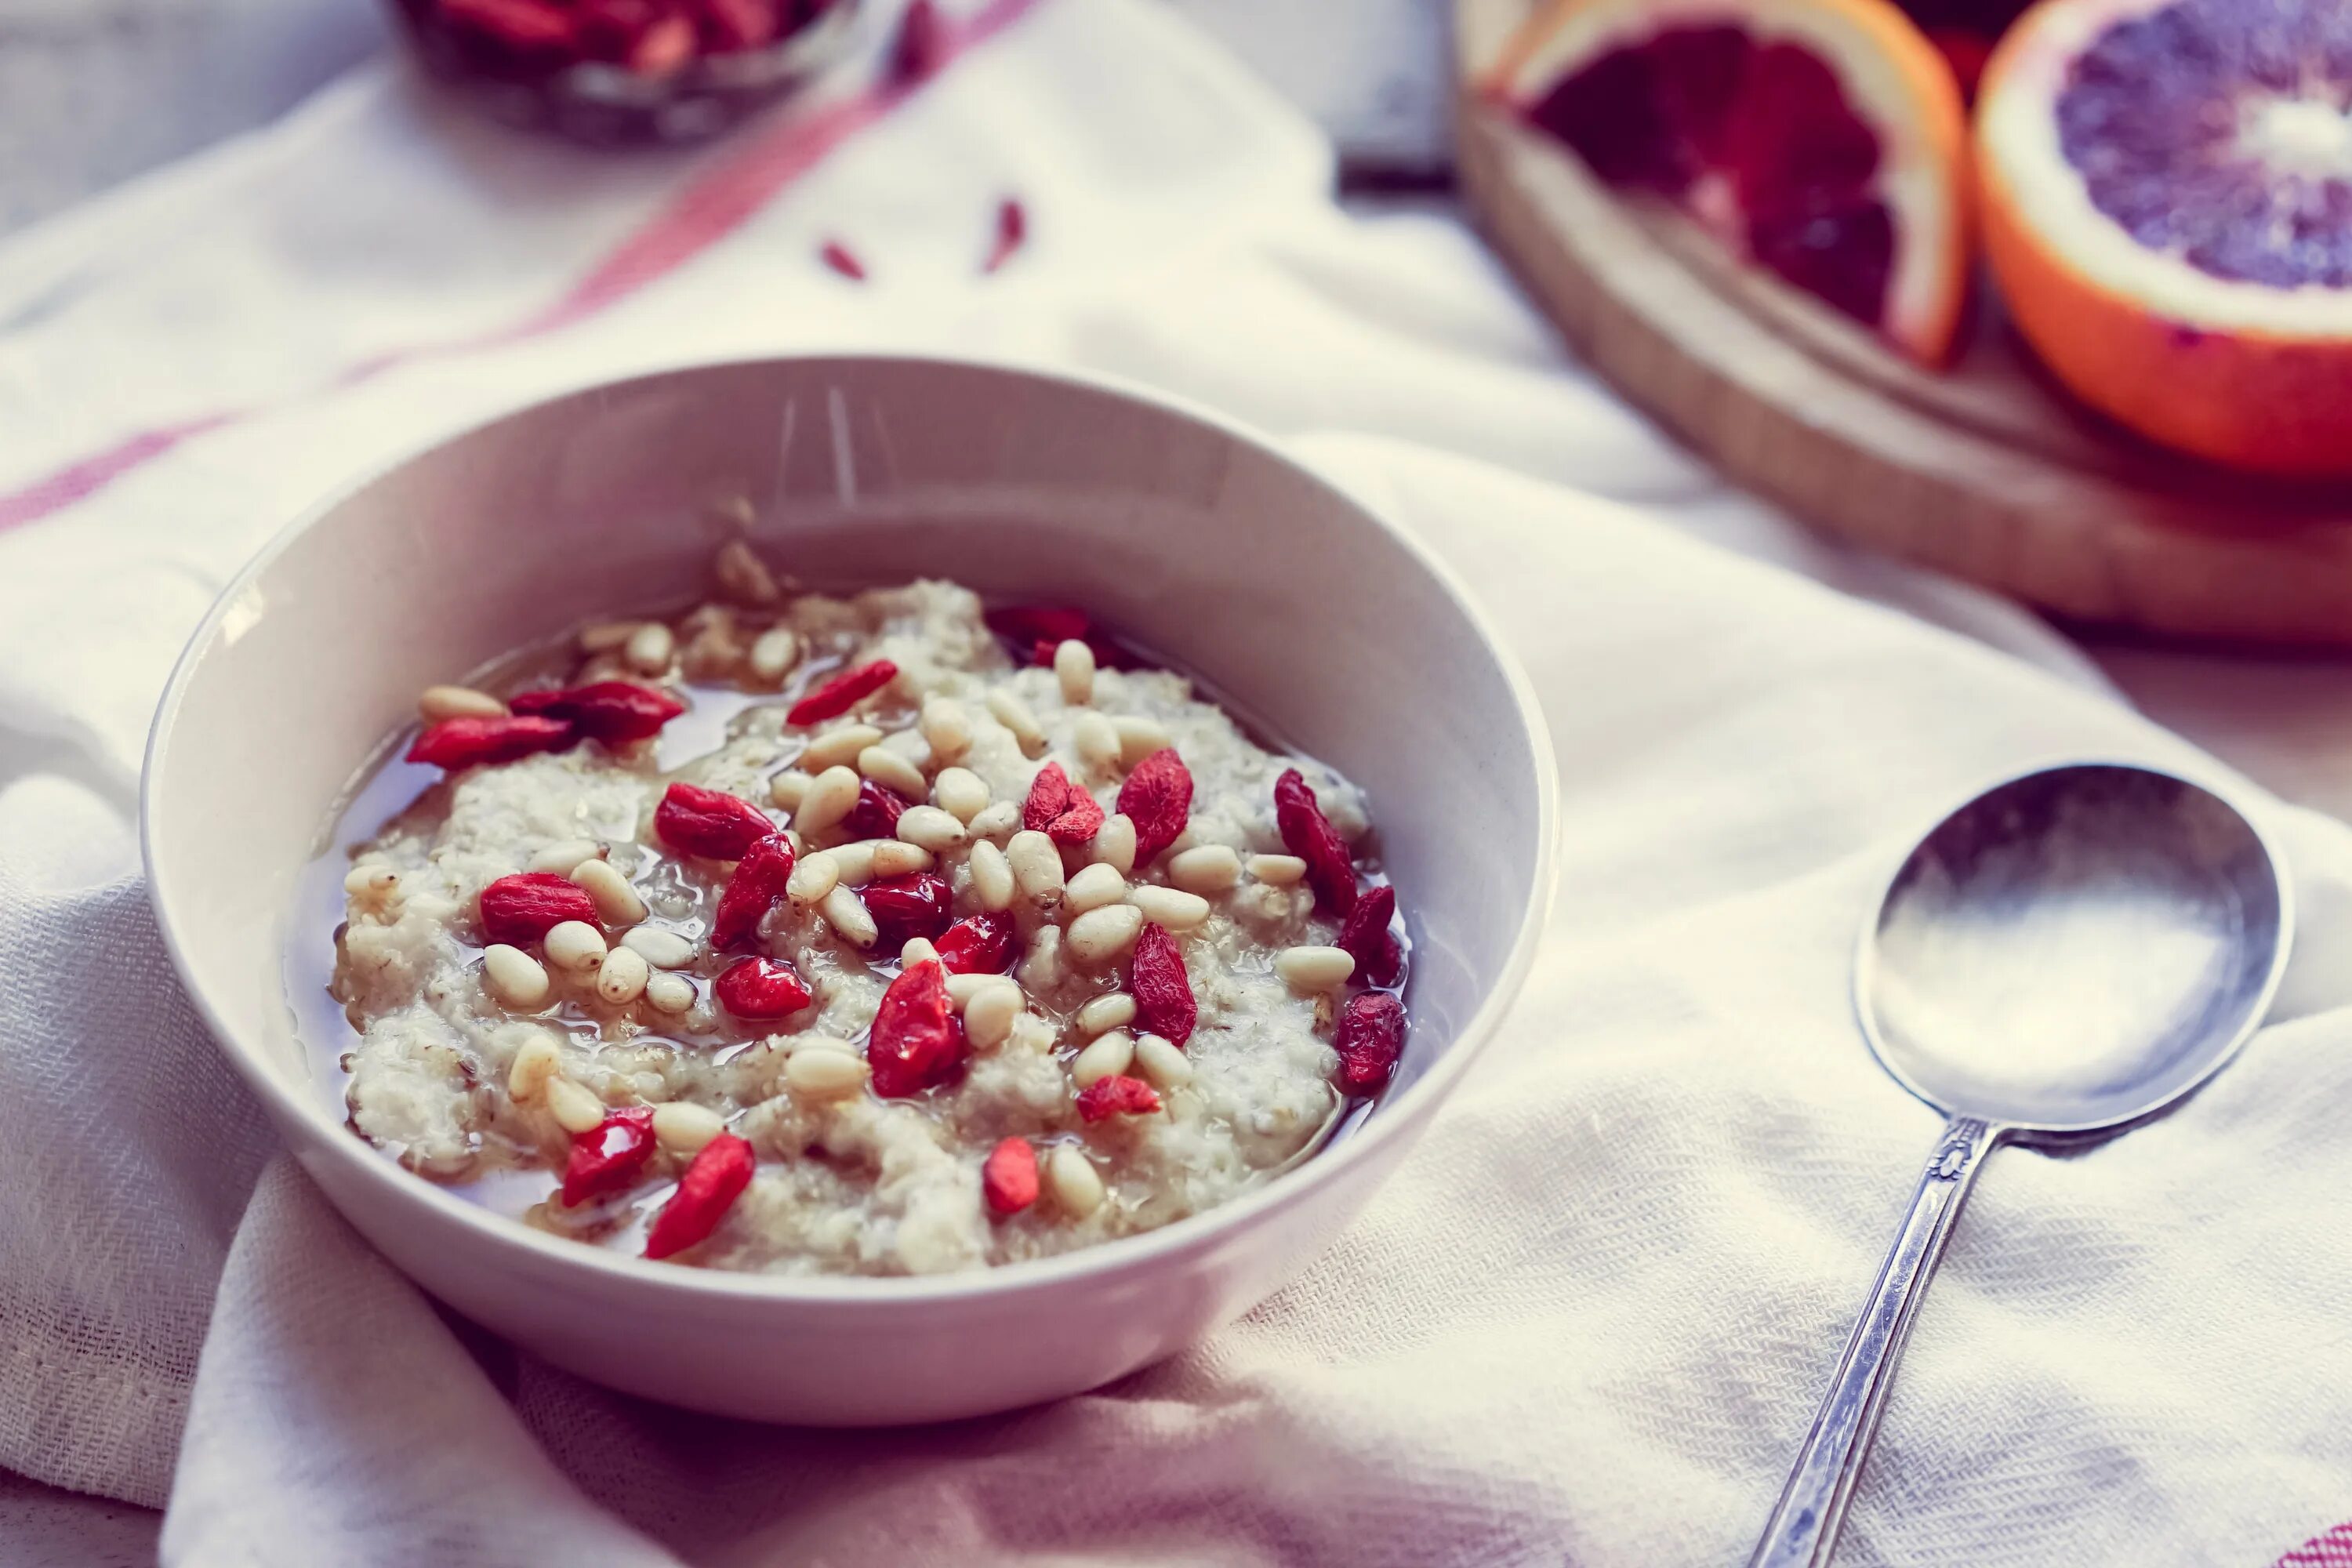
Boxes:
[141,350,1561,1306]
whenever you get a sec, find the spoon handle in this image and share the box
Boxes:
[1748,1115,2002,1568]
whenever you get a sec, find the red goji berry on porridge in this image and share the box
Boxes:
[322,546,1410,1274]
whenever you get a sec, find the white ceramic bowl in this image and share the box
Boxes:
[143,355,1556,1425]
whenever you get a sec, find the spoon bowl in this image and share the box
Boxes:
[1751,762,2292,1568]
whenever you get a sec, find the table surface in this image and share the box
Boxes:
[1,0,2348,1550]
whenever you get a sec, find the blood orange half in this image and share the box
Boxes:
[1980,0,2352,476]
[1488,0,1972,365]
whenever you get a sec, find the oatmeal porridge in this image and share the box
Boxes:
[321,542,1410,1275]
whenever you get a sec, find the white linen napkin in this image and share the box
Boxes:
[4,2,2351,1563]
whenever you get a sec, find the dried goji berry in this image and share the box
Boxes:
[479,873,601,947]
[868,960,965,1097]
[655,782,775,860]
[644,1132,755,1260]
[510,680,685,746]
[712,833,796,951]
[818,240,868,281]
[1274,768,1358,916]
[861,872,953,949]
[982,196,1027,274]
[1044,790,1104,845]
[407,714,575,770]
[840,777,911,840]
[985,604,1089,648]
[982,1137,1038,1217]
[1118,749,1193,867]
[1334,992,1406,1097]
[439,0,578,51]
[698,0,779,49]
[786,659,896,726]
[715,956,815,1021]
[627,12,696,73]
[561,1107,657,1207]
[934,911,1014,975]
[887,0,945,84]
[1335,882,1403,987]
[1022,761,1073,830]
[575,0,659,59]
[1128,923,1196,1047]
[1076,1073,1161,1123]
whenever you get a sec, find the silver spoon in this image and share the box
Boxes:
[1749,761,2292,1568]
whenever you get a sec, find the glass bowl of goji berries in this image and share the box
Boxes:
[390,0,864,143]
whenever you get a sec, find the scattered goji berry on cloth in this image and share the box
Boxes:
[982,1137,1039,1216]
[887,0,946,84]
[1336,883,1403,988]
[1334,992,1406,1097]
[644,1133,755,1260]
[862,873,953,948]
[1076,1074,1162,1123]
[478,873,600,946]
[655,782,776,859]
[786,659,896,725]
[1118,749,1192,866]
[935,912,1014,975]
[712,833,797,950]
[818,239,868,281]
[407,714,575,770]
[1129,923,1196,1047]
[983,197,1027,274]
[868,960,965,1097]
[715,956,815,1020]
[1274,768,1358,916]
[510,681,684,746]
[561,1108,657,1206]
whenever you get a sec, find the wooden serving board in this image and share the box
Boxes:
[1456,0,2352,648]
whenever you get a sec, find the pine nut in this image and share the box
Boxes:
[828,841,878,887]
[1113,717,1173,764]
[644,972,696,1014]
[1047,1145,1105,1217]
[1076,993,1137,1036]
[483,944,551,1008]
[541,921,605,974]
[944,972,996,1007]
[507,1032,561,1100]
[895,804,965,853]
[963,980,1023,1050]
[1168,844,1243,895]
[344,863,401,898]
[747,625,800,684]
[858,746,928,801]
[1066,903,1145,965]
[621,926,696,968]
[793,765,862,836]
[626,621,675,675]
[902,936,941,970]
[1054,638,1096,705]
[570,858,646,925]
[595,945,650,1004]
[652,1101,725,1154]
[870,841,934,877]
[419,684,506,721]
[931,767,990,823]
[770,769,814,810]
[822,884,878,949]
[1091,814,1138,876]
[1073,713,1120,772]
[967,840,1015,911]
[715,538,782,605]
[1018,926,1064,991]
[1130,885,1210,930]
[920,697,973,761]
[546,1076,608,1135]
[1276,945,1355,992]
[1007,830,1065,906]
[802,725,883,772]
[579,620,640,653]
[1133,1033,1192,1091]
[1249,854,1308,886]
[987,690,1047,756]
[967,801,1020,840]
[528,839,604,875]
[1064,862,1129,914]
[786,1048,868,1098]
[1070,1029,1133,1089]
[787,851,840,905]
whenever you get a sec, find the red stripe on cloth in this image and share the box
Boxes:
[2275,1521,2352,1566]
[0,0,1047,535]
